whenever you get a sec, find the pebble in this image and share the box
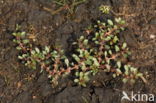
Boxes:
[150,34,155,39]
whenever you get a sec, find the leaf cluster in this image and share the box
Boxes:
[12,18,144,87]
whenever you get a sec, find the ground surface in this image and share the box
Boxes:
[0,0,156,103]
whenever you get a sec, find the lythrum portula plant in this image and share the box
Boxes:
[12,12,146,87]
[71,18,146,86]
[13,26,71,86]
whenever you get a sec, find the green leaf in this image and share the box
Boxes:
[84,71,90,76]
[79,72,84,77]
[95,41,99,44]
[113,74,116,78]
[31,50,35,55]
[23,39,29,44]
[115,17,121,23]
[130,67,137,73]
[84,75,90,82]
[18,55,23,59]
[104,51,108,56]
[101,22,106,26]
[15,24,21,31]
[122,78,128,83]
[136,73,143,77]
[72,42,77,45]
[21,32,26,36]
[79,50,83,57]
[42,51,46,55]
[82,83,87,87]
[93,58,99,67]
[35,47,40,53]
[85,59,92,65]
[115,45,120,52]
[16,46,22,50]
[94,25,98,28]
[114,25,118,29]
[75,72,79,76]
[107,19,113,26]
[12,33,17,36]
[83,39,88,45]
[13,39,17,43]
[115,30,120,33]
[105,36,111,41]
[95,32,99,38]
[116,69,122,75]
[81,63,86,71]
[124,65,129,75]
[122,42,127,49]
[22,54,28,58]
[105,45,110,49]
[88,56,94,60]
[120,27,125,31]
[74,79,79,83]
[45,46,50,53]
[113,36,119,43]
[84,50,89,58]
[124,65,129,71]
[92,37,96,41]
[117,61,121,68]
[125,71,129,75]
[101,61,105,64]
[72,54,80,62]
[120,20,126,24]
[97,20,101,24]
[80,36,84,40]
[108,50,112,55]
[65,58,69,67]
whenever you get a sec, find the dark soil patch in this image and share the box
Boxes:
[0,0,156,103]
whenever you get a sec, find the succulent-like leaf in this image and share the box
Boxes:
[122,78,128,83]
[83,39,88,45]
[93,58,100,67]
[115,45,120,52]
[16,46,22,50]
[107,19,114,26]
[65,58,69,67]
[23,39,29,44]
[113,36,119,43]
[80,36,84,40]
[122,42,127,49]
[74,79,79,83]
[72,54,80,62]
[117,61,121,68]
[35,47,40,53]
[45,46,50,53]
[79,72,84,78]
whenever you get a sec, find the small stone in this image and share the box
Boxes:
[32,95,37,99]
[17,81,22,88]
[150,34,155,39]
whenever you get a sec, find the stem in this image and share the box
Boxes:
[140,76,148,84]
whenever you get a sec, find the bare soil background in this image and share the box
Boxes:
[0,0,156,103]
